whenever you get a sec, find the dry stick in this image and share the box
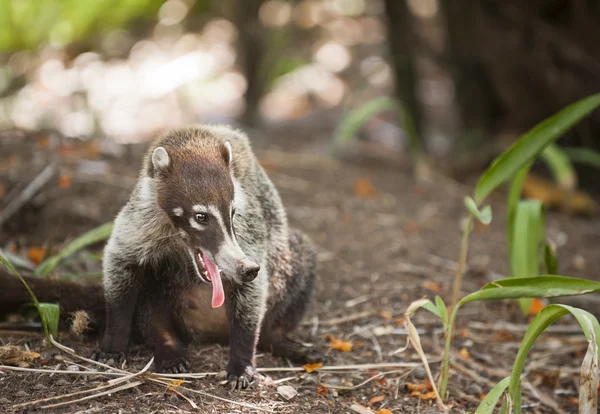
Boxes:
[176,384,277,414]
[40,380,144,409]
[0,163,56,228]
[321,369,412,391]
[49,335,129,374]
[0,365,123,377]
[107,357,154,386]
[13,381,126,408]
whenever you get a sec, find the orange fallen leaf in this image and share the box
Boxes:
[522,173,599,215]
[422,280,441,293]
[406,382,428,392]
[303,362,323,373]
[459,348,471,360]
[459,328,469,338]
[568,396,579,405]
[8,242,17,253]
[58,175,72,189]
[369,395,385,405]
[377,409,393,414]
[326,334,353,352]
[354,178,377,199]
[413,391,437,400]
[167,379,184,391]
[28,247,46,264]
[394,317,405,326]
[316,384,328,397]
[480,393,486,401]
[529,298,545,315]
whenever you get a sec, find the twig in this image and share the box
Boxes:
[13,381,126,408]
[39,380,143,409]
[49,335,128,374]
[321,369,412,390]
[0,365,123,377]
[177,384,277,413]
[108,357,154,386]
[0,163,56,228]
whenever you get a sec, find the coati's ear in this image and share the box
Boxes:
[152,147,170,171]
[222,141,232,168]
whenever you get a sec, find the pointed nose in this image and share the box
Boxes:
[238,258,260,282]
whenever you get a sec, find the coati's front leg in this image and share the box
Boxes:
[93,265,140,364]
[225,281,266,390]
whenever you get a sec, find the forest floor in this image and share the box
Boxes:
[1,119,599,413]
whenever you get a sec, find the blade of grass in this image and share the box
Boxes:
[440,276,600,397]
[474,93,600,204]
[475,376,510,414]
[505,304,600,414]
[35,222,113,277]
[0,250,49,339]
[564,147,600,169]
[39,303,60,338]
[507,161,533,263]
[510,200,545,313]
[540,143,577,190]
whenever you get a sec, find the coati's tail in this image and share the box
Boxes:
[0,268,105,333]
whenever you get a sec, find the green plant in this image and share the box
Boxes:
[35,222,113,277]
[332,96,421,155]
[0,252,59,340]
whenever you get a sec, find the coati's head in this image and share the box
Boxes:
[147,134,260,308]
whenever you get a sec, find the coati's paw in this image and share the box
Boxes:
[225,363,256,390]
[91,349,127,367]
[157,357,191,374]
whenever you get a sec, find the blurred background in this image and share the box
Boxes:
[1,0,600,244]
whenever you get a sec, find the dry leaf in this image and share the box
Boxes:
[350,403,374,414]
[422,280,441,293]
[0,345,40,368]
[417,391,437,400]
[326,334,353,352]
[369,395,385,405]
[354,178,377,199]
[459,348,471,360]
[522,173,599,215]
[303,362,323,373]
[316,384,328,397]
[394,318,405,326]
[459,328,469,337]
[406,382,428,392]
[568,396,579,405]
[377,409,393,414]
[28,247,46,264]
[167,379,184,391]
[529,298,545,315]
[58,175,72,188]
[404,222,420,233]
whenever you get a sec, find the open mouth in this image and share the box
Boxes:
[194,249,211,283]
[191,248,225,309]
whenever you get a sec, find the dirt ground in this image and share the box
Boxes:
[1,120,599,413]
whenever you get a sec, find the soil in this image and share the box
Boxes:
[1,120,599,413]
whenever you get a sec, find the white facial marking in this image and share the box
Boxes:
[224,141,232,166]
[173,207,183,216]
[233,178,247,212]
[192,204,208,213]
[152,146,170,169]
[189,216,204,231]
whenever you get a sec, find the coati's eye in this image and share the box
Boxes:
[194,213,208,224]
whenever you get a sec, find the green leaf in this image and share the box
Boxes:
[39,303,60,337]
[332,96,420,154]
[543,243,558,275]
[540,143,577,190]
[476,376,510,414]
[440,275,600,397]
[464,196,492,225]
[507,304,600,414]
[507,161,533,265]
[564,147,600,169]
[35,222,113,277]
[435,296,448,330]
[474,93,600,204]
[510,200,545,313]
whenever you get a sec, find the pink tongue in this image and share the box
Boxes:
[202,253,224,308]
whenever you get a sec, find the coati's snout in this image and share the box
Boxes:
[149,139,259,308]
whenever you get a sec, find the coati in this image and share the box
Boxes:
[90,124,320,389]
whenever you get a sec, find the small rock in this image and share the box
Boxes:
[413,366,427,379]
[15,390,28,398]
[56,379,70,386]
[33,383,47,390]
[277,385,298,401]
[215,370,227,381]
[573,254,586,271]
[467,382,482,395]
[67,365,80,371]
